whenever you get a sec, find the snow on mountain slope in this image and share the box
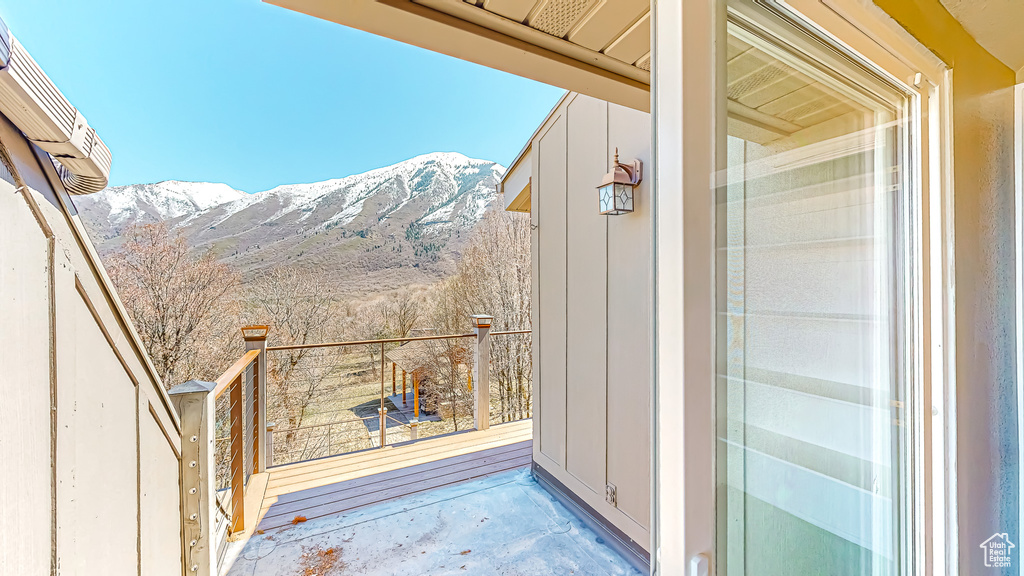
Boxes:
[75,152,507,293]
[95,181,247,223]
[205,151,501,228]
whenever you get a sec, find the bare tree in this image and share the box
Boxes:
[106,222,239,388]
[244,267,340,439]
[348,288,423,378]
[420,278,473,431]
[350,303,389,378]
[376,289,421,338]
[442,206,533,421]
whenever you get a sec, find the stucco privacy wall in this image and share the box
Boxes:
[532,92,652,551]
[867,1,1020,572]
[0,111,183,575]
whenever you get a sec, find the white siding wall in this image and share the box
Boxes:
[0,126,53,576]
[532,93,652,549]
[0,113,183,575]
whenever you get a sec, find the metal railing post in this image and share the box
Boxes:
[168,380,217,576]
[470,315,493,431]
[241,326,269,473]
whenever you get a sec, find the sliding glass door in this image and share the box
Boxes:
[715,2,915,575]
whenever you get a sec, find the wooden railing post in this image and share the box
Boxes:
[414,373,420,418]
[411,372,420,440]
[470,315,492,431]
[379,341,386,448]
[242,326,269,473]
[266,422,276,467]
[168,380,217,576]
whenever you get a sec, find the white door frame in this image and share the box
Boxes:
[651,0,717,572]
[1015,78,1024,576]
[651,1,953,573]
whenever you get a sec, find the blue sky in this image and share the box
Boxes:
[0,0,565,192]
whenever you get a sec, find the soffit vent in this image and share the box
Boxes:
[635,54,651,71]
[530,0,598,38]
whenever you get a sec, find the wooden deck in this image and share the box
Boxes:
[255,419,532,532]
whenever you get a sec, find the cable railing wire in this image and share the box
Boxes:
[264,328,531,466]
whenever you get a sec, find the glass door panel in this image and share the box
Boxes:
[716,4,912,575]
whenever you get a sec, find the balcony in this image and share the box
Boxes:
[170,318,643,575]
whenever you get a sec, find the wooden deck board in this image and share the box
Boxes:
[258,442,532,530]
[256,438,532,528]
[268,419,532,476]
[254,420,534,532]
[269,442,532,507]
[265,419,532,497]
[262,444,532,521]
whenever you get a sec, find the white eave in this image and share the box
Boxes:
[500,91,575,214]
[0,17,111,195]
[266,0,651,112]
[501,146,531,213]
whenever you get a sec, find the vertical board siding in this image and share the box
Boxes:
[0,178,53,575]
[606,103,652,529]
[53,252,81,572]
[68,290,140,573]
[140,410,185,576]
[538,114,569,466]
[565,95,609,493]
[532,94,652,549]
[0,111,185,575]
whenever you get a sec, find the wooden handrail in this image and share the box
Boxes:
[266,333,474,351]
[264,328,532,352]
[212,349,260,399]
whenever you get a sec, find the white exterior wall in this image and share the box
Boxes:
[530,92,652,551]
[0,112,183,576]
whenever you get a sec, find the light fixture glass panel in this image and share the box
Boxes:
[599,183,615,214]
[616,183,631,212]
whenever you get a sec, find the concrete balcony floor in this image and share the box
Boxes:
[226,469,641,575]
[222,421,641,575]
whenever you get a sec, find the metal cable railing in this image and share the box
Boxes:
[488,330,533,425]
[264,326,532,467]
[210,348,260,535]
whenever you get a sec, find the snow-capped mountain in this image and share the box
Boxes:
[83,180,248,233]
[74,152,505,293]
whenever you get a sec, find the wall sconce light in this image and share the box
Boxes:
[597,148,642,215]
